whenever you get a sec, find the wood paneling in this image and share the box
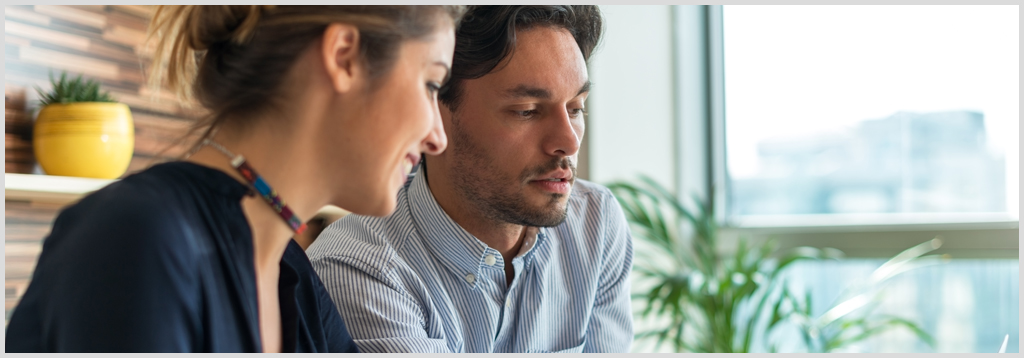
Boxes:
[6,86,34,175]
[4,200,61,322]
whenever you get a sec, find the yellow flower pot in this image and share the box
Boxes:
[33,102,134,179]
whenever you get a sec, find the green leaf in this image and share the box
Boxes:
[768,283,787,328]
[831,316,935,349]
[637,175,698,223]
[673,319,686,352]
[743,280,780,352]
[35,70,118,108]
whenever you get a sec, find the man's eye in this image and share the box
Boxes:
[570,108,587,117]
[515,110,538,118]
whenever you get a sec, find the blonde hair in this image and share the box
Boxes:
[147,5,272,103]
[145,5,465,148]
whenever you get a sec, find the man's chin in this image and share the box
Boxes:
[481,185,573,227]
[535,210,569,227]
[517,196,570,227]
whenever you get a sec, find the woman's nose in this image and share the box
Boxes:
[421,109,448,155]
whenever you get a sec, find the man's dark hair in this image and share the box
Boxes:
[438,5,603,110]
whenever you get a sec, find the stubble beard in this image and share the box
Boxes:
[447,118,575,228]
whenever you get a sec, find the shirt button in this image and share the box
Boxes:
[485,255,497,266]
[464,274,476,284]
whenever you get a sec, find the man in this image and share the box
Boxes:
[307,5,634,353]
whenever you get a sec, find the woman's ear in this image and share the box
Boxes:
[321,23,362,94]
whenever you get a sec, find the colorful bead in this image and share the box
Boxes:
[233,156,307,234]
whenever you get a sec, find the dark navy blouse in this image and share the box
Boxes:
[5,161,358,352]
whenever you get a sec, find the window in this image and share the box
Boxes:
[722,5,1018,227]
[716,5,1019,353]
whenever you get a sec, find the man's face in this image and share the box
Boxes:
[438,25,589,227]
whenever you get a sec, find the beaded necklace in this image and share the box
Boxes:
[204,139,307,234]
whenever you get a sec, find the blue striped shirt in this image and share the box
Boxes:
[306,167,634,353]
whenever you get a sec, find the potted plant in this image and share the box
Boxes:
[607,175,938,352]
[33,72,134,179]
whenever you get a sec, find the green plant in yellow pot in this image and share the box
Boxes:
[33,72,134,179]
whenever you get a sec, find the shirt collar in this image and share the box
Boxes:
[406,168,490,286]
[516,226,540,258]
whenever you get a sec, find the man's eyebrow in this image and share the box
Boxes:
[577,80,591,96]
[504,85,551,100]
[503,80,592,100]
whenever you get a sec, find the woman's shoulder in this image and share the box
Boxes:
[67,161,217,213]
[43,162,227,264]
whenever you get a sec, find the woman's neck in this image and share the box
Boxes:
[186,129,323,270]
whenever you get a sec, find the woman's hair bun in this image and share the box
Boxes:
[184,5,274,50]
[146,5,275,102]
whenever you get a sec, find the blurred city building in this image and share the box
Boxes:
[730,111,1006,216]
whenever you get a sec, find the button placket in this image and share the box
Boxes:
[494,288,514,345]
[504,282,515,309]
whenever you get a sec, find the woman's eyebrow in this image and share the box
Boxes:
[434,61,451,83]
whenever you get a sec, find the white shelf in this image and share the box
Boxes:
[4,173,116,204]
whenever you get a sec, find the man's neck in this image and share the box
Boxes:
[423,164,528,261]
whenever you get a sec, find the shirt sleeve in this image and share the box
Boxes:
[29,197,201,352]
[582,192,636,353]
[310,252,451,353]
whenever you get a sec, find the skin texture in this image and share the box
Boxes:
[186,20,454,352]
[424,26,589,285]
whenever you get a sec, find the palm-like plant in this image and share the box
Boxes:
[608,175,937,352]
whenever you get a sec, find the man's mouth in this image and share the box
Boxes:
[529,169,574,194]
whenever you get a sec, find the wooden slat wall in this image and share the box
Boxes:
[4,5,196,324]
[4,201,61,321]
[6,86,33,174]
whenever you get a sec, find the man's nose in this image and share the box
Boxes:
[543,109,581,157]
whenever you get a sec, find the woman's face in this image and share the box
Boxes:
[329,21,453,216]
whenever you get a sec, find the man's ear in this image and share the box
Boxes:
[321,23,362,94]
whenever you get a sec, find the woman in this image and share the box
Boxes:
[5,5,463,352]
